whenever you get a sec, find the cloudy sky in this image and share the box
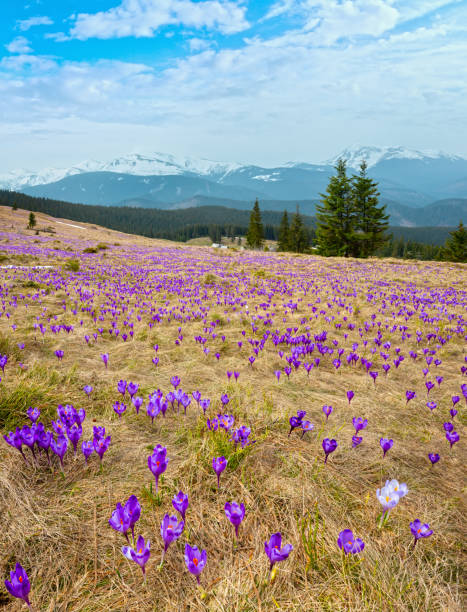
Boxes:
[1,0,466,171]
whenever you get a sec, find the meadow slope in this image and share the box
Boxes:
[0,206,465,611]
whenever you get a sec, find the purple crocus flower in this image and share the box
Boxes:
[93,435,111,461]
[160,514,184,563]
[443,422,454,433]
[218,414,234,431]
[264,532,293,574]
[288,411,306,436]
[212,456,227,488]
[200,398,210,414]
[322,438,337,463]
[184,543,207,584]
[380,438,393,457]
[66,423,82,454]
[147,444,168,491]
[405,390,416,404]
[346,390,354,404]
[221,393,229,406]
[117,380,127,396]
[3,429,26,460]
[55,349,64,361]
[0,354,8,373]
[352,417,368,434]
[301,421,314,438]
[428,453,440,466]
[224,501,245,538]
[50,434,68,469]
[172,491,189,520]
[322,405,333,420]
[122,535,151,576]
[146,400,161,424]
[450,408,458,419]
[82,440,94,464]
[101,353,109,368]
[337,529,365,555]
[132,396,143,414]
[83,385,93,396]
[4,563,32,608]
[426,401,437,411]
[109,502,131,541]
[27,407,40,423]
[192,391,201,405]
[446,431,459,448]
[125,495,141,540]
[170,376,181,389]
[410,519,433,546]
[352,436,363,448]
[451,395,460,406]
[113,401,127,419]
[51,418,66,436]
[207,417,219,431]
[127,382,139,398]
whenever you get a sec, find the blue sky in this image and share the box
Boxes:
[1,1,466,171]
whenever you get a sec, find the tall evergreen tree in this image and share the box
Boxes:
[288,206,309,253]
[316,159,356,257]
[277,210,290,251]
[246,198,264,249]
[27,212,36,229]
[442,221,467,262]
[352,160,388,257]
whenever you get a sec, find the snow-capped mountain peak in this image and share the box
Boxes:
[325,145,464,169]
[0,152,243,191]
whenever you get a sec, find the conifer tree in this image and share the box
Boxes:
[277,210,290,251]
[27,212,36,229]
[443,221,467,262]
[288,206,309,253]
[316,159,356,257]
[352,160,388,257]
[246,198,264,249]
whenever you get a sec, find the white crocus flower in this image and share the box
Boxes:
[384,479,408,498]
[376,485,400,511]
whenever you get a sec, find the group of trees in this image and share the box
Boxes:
[277,208,310,253]
[316,159,388,258]
[2,177,464,262]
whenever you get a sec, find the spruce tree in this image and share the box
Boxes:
[443,221,467,262]
[27,212,36,229]
[277,210,290,251]
[246,199,264,249]
[288,206,309,253]
[316,159,356,257]
[352,160,388,257]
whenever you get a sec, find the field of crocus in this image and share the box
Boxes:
[0,206,465,611]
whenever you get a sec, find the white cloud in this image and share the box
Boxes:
[17,16,54,31]
[58,0,249,40]
[188,38,212,52]
[6,36,33,54]
[1,0,466,169]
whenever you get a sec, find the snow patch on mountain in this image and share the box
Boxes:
[0,152,243,191]
[326,145,465,169]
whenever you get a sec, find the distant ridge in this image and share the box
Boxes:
[1,146,466,219]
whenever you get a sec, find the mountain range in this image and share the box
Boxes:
[1,146,466,227]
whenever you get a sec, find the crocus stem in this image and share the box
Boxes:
[379,510,388,529]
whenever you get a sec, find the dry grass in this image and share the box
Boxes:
[0,206,465,611]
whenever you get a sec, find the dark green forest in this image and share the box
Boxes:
[0,189,457,260]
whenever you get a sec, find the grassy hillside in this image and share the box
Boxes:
[0,206,465,610]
